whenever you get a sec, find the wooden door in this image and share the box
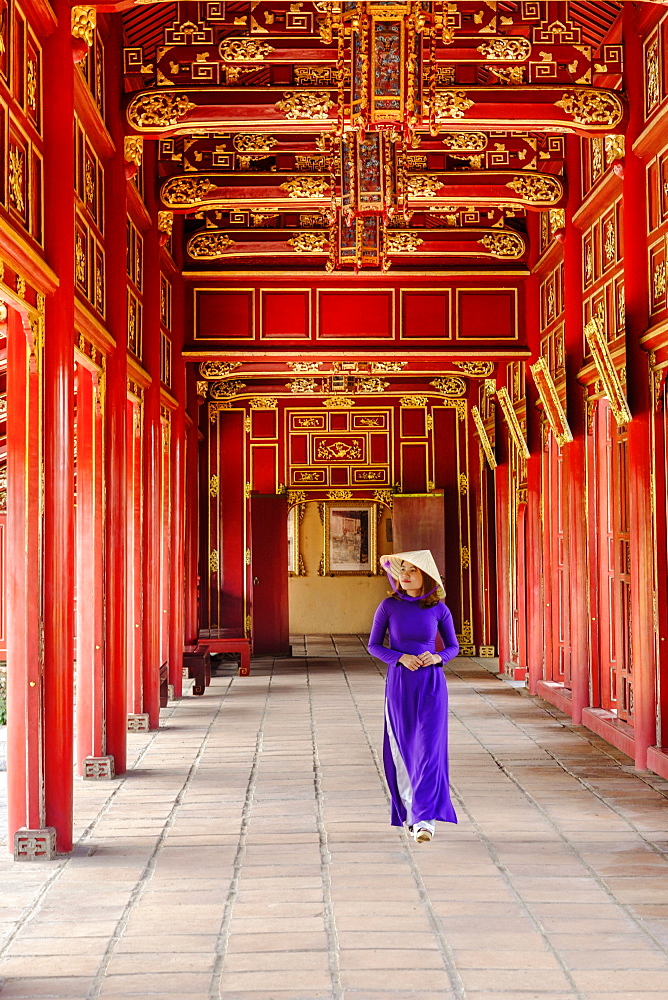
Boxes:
[392,494,445,575]
[250,495,290,656]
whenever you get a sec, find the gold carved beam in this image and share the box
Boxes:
[496,387,530,459]
[529,356,573,448]
[471,405,497,470]
[584,315,632,427]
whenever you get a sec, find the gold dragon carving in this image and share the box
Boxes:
[385,232,424,252]
[433,90,474,119]
[275,91,335,120]
[127,92,196,129]
[505,173,562,205]
[479,232,525,258]
[288,232,329,252]
[555,89,625,128]
[161,176,214,207]
[187,233,234,258]
[280,176,330,198]
[219,38,274,61]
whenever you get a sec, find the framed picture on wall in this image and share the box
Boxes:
[323,501,377,575]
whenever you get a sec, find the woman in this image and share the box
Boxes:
[368,550,459,843]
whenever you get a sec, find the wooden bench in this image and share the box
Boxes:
[198,629,251,676]
[183,645,212,696]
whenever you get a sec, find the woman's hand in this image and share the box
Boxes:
[417,652,442,666]
[398,653,423,671]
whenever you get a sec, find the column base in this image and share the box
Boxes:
[127,713,150,732]
[479,645,496,657]
[167,684,175,701]
[83,755,115,780]
[14,828,57,861]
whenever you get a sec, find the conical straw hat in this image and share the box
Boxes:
[380,549,443,586]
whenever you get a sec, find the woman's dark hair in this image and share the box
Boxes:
[391,570,443,608]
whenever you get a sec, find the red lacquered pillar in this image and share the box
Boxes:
[6,306,44,848]
[103,22,128,773]
[142,143,163,729]
[169,406,186,697]
[623,4,656,770]
[42,0,76,852]
[494,371,512,674]
[525,244,545,696]
[563,134,589,724]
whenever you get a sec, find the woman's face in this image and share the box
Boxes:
[399,561,423,594]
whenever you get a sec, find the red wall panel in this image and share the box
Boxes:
[318,291,393,338]
[197,289,253,339]
[458,289,516,339]
[402,291,450,339]
[401,443,428,493]
[401,407,427,438]
[252,445,277,494]
[261,290,310,339]
[252,409,277,439]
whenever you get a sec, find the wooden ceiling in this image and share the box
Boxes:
[119,1,632,274]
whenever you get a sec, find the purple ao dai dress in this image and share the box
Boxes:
[368,596,459,828]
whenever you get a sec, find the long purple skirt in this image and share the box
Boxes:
[383,663,458,827]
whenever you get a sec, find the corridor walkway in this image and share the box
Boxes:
[1,639,668,1000]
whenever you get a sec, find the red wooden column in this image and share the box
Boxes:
[103,18,128,774]
[42,0,76,853]
[563,134,590,725]
[623,4,656,770]
[169,404,186,697]
[6,305,47,855]
[494,369,512,674]
[142,142,163,729]
[524,242,545,696]
[184,401,200,646]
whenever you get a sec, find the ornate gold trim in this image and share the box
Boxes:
[496,387,530,459]
[471,405,496,469]
[529,356,573,448]
[583,315,632,426]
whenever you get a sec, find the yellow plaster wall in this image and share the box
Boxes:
[288,501,393,634]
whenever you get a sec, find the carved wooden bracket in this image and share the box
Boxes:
[530,356,573,448]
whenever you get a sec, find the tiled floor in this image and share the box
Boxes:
[2,638,668,1000]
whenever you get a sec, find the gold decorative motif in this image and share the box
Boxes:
[209,475,219,498]
[356,378,389,394]
[289,361,322,372]
[200,361,242,379]
[584,315,632,426]
[530,356,573,448]
[288,490,307,506]
[245,614,252,635]
[374,490,393,507]
[372,361,407,373]
[209,549,219,573]
[196,380,208,397]
[401,396,428,407]
[8,148,25,213]
[454,361,494,377]
[505,174,562,205]
[460,546,470,570]
[479,232,525,258]
[654,261,666,301]
[441,132,487,151]
[187,233,234,259]
[287,378,318,393]
[434,91,475,119]
[16,275,26,299]
[127,92,196,129]
[488,65,525,85]
[604,219,616,263]
[356,471,384,481]
[209,402,231,420]
[317,440,362,460]
[647,39,660,111]
[555,89,625,127]
[288,232,329,252]
[161,176,214,208]
[296,472,322,482]
[327,490,353,500]
[585,243,594,284]
[280,177,330,199]
[157,211,173,238]
[275,91,335,121]
[250,397,278,409]
[210,380,246,399]
[477,37,531,60]
[385,232,424,253]
[245,547,251,563]
[604,134,625,166]
[471,405,496,469]
[233,134,277,153]
[323,397,355,408]
[71,6,96,46]
[124,137,142,167]
[458,474,468,495]
[496,387,530,459]
[219,38,274,61]
[27,60,37,110]
[549,208,565,231]
[406,175,443,198]
[430,376,467,396]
